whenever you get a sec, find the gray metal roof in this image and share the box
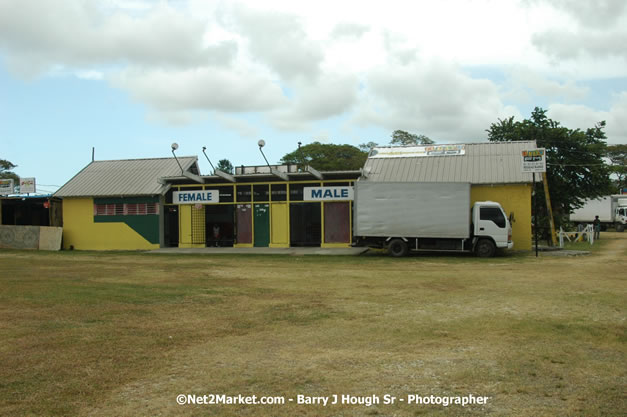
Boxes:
[161,170,362,185]
[362,141,537,184]
[54,157,199,197]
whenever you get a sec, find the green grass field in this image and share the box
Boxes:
[1,234,625,416]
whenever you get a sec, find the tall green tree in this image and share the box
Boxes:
[390,130,434,145]
[216,159,234,174]
[0,158,19,182]
[358,141,379,152]
[359,130,435,152]
[606,144,627,192]
[487,107,612,230]
[280,142,367,171]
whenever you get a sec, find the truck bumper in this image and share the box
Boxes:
[507,242,514,250]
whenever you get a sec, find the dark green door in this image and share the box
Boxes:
[254,204,270,247]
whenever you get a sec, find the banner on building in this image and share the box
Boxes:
[0,178,14,195]
[304,186,354,201]
[369,145,465,158]
[19,177,36,194]
[521,148,546,173]
[173,190,219,204]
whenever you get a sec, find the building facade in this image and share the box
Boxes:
[53,141,536,251]
[54,156,199,250]
[162,168,360,248]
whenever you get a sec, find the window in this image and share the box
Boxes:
[480,207,506,228]
[289,183,320,201]
[271,184,287,201]
[94,203,158,216]
[236,185,252,202]
[253,184,269,202]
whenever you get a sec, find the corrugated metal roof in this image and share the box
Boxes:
[362,141,537,184]
[54,157,198,197]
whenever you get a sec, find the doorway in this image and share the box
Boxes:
[205,205,235,247]
[254,204,270,247]
[163,205,179,247]
[290,202,321,246]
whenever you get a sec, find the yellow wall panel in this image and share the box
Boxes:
[471,184,532,250]
[62,198,159,250]
[270,203,289,247]
[177,205,206,248]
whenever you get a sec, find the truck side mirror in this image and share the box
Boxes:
[509,212,515,223]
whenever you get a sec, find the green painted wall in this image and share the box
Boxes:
[93,197,160,244]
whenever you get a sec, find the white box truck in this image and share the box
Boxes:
[569,195,627,232]
[353,182,513,257]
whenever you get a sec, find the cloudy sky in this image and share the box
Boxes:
[1,0,626,193]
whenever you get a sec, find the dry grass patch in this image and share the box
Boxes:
[1,234,625,416]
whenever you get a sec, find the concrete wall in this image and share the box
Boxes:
[0,225,62,250]
[471,183,532,251]
[62,197,160,250]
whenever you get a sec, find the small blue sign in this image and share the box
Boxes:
[304,186,353,201]
[173,190,220,204]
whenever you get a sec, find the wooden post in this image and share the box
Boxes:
[534,173,538,257]
[542,172,558,246]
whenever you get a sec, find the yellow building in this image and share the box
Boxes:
[54,156,199,250]
[55,141,536,252]
[161,166,360,249]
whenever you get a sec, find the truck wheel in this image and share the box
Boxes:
[617,224,625,233]
[475,239,496,258]
[388,239,408,257]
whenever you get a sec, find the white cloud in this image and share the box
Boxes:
[533,29,627,61]
[353,60,520,142]
[226,4,324,81]
[548,93,627,144]
[525,0,627,63]
[75,70,105,80]
[0,0,227,76]
[270,74,359,130]
[507,67,589,101]
[330,23,370,40]
[111,67,287,113]
[212,114,260,138]
[524,0,627,29]
[0,0,623,142]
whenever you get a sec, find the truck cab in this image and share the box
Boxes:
[471,201,513,257]
[616,206,627,232]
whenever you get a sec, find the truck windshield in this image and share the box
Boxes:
[480,207,506,228]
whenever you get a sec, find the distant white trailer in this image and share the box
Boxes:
[569,195,627,232]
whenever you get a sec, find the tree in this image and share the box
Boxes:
[359,130,435,152]
[280,142,368,171]
[487,107,612,231]
[358,141,379,152]
[390,130,434,145]
[606,144,627,192]
[216,159,234,174]
[0,159,19,182]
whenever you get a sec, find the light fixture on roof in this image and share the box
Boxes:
[171,142,183,174]
[257,139,289,181]
[201,146,216,174]
[258,139,270,167]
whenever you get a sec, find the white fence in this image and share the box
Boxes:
[558,224,595,248]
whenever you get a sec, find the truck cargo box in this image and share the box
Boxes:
[570,197,613,223]
[354,182,471,239]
